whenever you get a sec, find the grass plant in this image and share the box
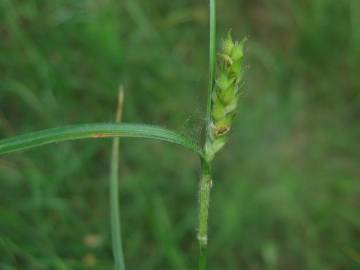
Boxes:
[1,1,357,270]
[0,1,245,269]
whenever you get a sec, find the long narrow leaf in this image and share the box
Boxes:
[110,88,126,270]
[0,123,200,156]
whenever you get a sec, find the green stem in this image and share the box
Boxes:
[198,159,212,270]
[110,134,126,270]
[206,0,217,127]
[198,1,216,269]
[110,88,126,270]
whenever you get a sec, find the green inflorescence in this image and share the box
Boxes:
[205,32,246,162]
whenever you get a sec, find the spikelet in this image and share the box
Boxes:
[205,32,246,162]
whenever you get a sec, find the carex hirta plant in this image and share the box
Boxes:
[0,1,245,269]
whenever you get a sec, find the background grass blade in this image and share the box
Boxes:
[0,123,200,156]
[110,87,126,270]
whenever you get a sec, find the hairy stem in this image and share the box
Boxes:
[198,160,212,270]
[198,1,216,269]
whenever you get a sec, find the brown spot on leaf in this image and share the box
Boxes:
[92,133,110,139]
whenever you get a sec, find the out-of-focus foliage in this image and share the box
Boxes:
[0,0,359,269]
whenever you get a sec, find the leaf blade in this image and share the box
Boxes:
[0,123,200,156]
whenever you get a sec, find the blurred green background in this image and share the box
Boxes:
[0,0,359,269]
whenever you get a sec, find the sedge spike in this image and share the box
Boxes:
[204,32,246,162]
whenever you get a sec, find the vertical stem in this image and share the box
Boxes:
[206,0,217,127]
[110,87,126,270]
[198,160,212,270]
[198,1,216,269]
